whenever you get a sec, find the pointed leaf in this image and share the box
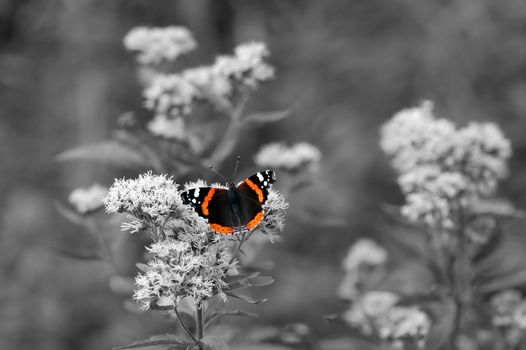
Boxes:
[113,334,187,350]
[205,309,258,327]
[52,245,101,261]
[227,275,274,291]
[55,201,87,226]
[244,110,290,124]
[200,336,229,350]
[56,140,153,169]
[225,292,267,304]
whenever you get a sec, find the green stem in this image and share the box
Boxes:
[174,306,197,343]
[207,92,249,167]
[196,304,204,348]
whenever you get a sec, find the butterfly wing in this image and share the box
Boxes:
[181,187,237,235]
[236,170,276,230]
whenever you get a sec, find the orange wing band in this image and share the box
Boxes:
[201,188,216,216]
[245,210,264,230]
[244,179,264,203]
[209,223,236,235]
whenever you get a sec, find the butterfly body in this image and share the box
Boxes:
[181,170,276,235]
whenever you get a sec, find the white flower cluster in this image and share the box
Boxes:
[342,239,388,271]
[491,290,526,329]
[134,238,234,310]
[213,42,274,89]
[338,239,387,300]
[343,291,430,349]
[144,75,198,118]
[141,40,274,122]
[254,142,322,171]
[147,115,186,140]
[103,172,185,232]
[124,26,197,65]
[68,183,107,214]
[381,101,511,228]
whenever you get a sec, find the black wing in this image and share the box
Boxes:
[236,170,276,230]
[181,187,237,235]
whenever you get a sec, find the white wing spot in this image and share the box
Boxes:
[192,199,196,203]
[257,173,264,182]
[194,188,200,197]
[264,181,268,186]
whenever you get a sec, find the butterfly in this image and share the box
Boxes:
[181,170,276,235]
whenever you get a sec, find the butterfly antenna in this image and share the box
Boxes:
[232,155,241,180]
[208,164,227,182]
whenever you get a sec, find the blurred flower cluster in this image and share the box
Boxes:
[381,101,512,231]
[369,101,524,350]
[68,183,107,214]
[255,142,321,172]
[490,290,526,346]
[338,240,431,349]
[124,26,197,65]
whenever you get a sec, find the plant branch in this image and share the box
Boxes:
[174,306,197,343]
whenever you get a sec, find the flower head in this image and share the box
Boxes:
[254,142,321,171]
[381,101,512,229]
[124,26,197,65]
[103,172,185,232]
[183,66,232,101]
[134,238,234,310]
[343,239,388,271]
[144,74,198,118]
[68,183,107,214]
[147,115,186,140]
[376,307,431,349]
[212,42,274,89]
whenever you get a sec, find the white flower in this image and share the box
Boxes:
[380,101,455,173]
[254,142,322,171]
[134,238,234,310]
[147,115,186,140]
[144,74,198,118]
[452,122,512,195]
[104,172,185,231]
[376,307,431,347]
[212,41,274,89]
[381,101,512,229]
[361,291,400,318]
[491,290,523,327]
[124,26,197,65]
[342,239,388,271]
[183,66,232,100]
[343,291,400,334]
[68,183,107,213]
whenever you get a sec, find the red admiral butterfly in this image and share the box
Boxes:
[181,170,276,235]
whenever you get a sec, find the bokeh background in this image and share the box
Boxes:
[2,1,526,349]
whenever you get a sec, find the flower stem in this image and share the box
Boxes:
[196,304,204,349]
[174,306,197,343]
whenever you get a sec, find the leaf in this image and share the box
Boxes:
[55,200,88,226]
[200,336,229,350]
[231,345,292,350]
[113,334,187,350]
[425,299,455,350]
[227,275,274,291]
[52,245,100,261]
[472,227,503,263]
[205,309,258,327]
[56,140,155,169]
[137,263,150,273]
[468,198,525,219]
[478,268,526,294]
[225,292,267,304]
[244,110,290,125]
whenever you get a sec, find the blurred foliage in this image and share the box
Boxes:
[2,0,526,349]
